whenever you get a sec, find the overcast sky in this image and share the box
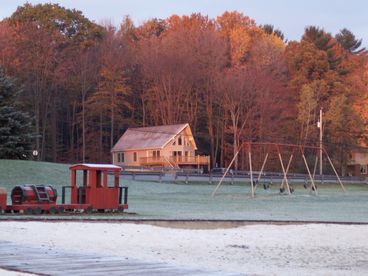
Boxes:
[1,0,367,46]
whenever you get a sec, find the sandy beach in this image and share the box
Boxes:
[0,221,367,275]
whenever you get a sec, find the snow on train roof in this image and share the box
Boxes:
[70,164,121,170]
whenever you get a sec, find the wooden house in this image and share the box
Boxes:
[347,147,368,176]
[111,123,209,170]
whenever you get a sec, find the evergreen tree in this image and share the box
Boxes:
[303,26,333,51]
[0,67,33,159]
[302,26,341,69]
[261,24,286,42]
[335,28,366,54]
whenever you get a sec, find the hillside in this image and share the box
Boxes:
[0,160,70,192]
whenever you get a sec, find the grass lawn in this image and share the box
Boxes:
[1,159,368,222]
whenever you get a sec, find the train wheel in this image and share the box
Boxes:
[33,207,42,215]
[49,207,57,215]
[58,206,65,214]
[85,206,93,214]
[24,207,33,215]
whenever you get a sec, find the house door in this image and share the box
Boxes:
[173,151,182,162]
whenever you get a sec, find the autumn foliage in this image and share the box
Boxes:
[0,4,367,174]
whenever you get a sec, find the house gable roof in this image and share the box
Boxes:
[111,123,197,152]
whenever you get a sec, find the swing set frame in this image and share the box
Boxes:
[211,142,346,198]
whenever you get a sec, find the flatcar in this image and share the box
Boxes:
[0,164,128,214]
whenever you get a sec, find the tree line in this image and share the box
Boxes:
[0,3,367,174]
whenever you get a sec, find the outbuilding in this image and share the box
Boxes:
[347,147,368,176]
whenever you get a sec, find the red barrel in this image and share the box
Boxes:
[11,185,57,205]
[0,188,6,209]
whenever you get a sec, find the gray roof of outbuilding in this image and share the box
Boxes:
[111,123,190,152]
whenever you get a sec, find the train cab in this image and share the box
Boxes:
[66,164,128,211]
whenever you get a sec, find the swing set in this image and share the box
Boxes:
[211,142,346,198]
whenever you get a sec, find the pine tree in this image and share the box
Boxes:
[261,24,286,42]
[0,67,33,159]
[335,28,366,54]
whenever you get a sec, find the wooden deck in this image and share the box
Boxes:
[139,156,210,168]
[0,241,241,275]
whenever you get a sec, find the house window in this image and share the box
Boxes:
[178,136,182,145]
[117,153,124,163]
[153,150,160,159]
[133,152,137,162]
[360,165,367,174]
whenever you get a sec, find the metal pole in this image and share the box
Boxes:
[319,109,323,178]
[326,154,346,192]
[254,152,269,193]
[280,154,293,190]
[248,144,254,198]
[211,146,242,197]
[278,153,292,195]
[312,155,318,181]
[124,187,128,204]
[302,153,318,195]
[119,186,122,204]
[257,153,269,182]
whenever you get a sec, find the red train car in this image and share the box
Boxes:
[0,164,128,214]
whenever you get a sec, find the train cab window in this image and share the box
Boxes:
[133,152,137,162]
[96,170,103,187]
[83,170,88,186]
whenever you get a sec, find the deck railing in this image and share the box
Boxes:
[139,155,209,166]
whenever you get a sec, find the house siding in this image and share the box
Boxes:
[163,129,196,158]
[114,150,148,166]
[347,151,368,176]
[112,124,209,169]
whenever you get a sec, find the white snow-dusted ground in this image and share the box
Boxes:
[0,269,35,276]
[0,222,367,275]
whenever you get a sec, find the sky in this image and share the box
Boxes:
[1,0,367,46]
